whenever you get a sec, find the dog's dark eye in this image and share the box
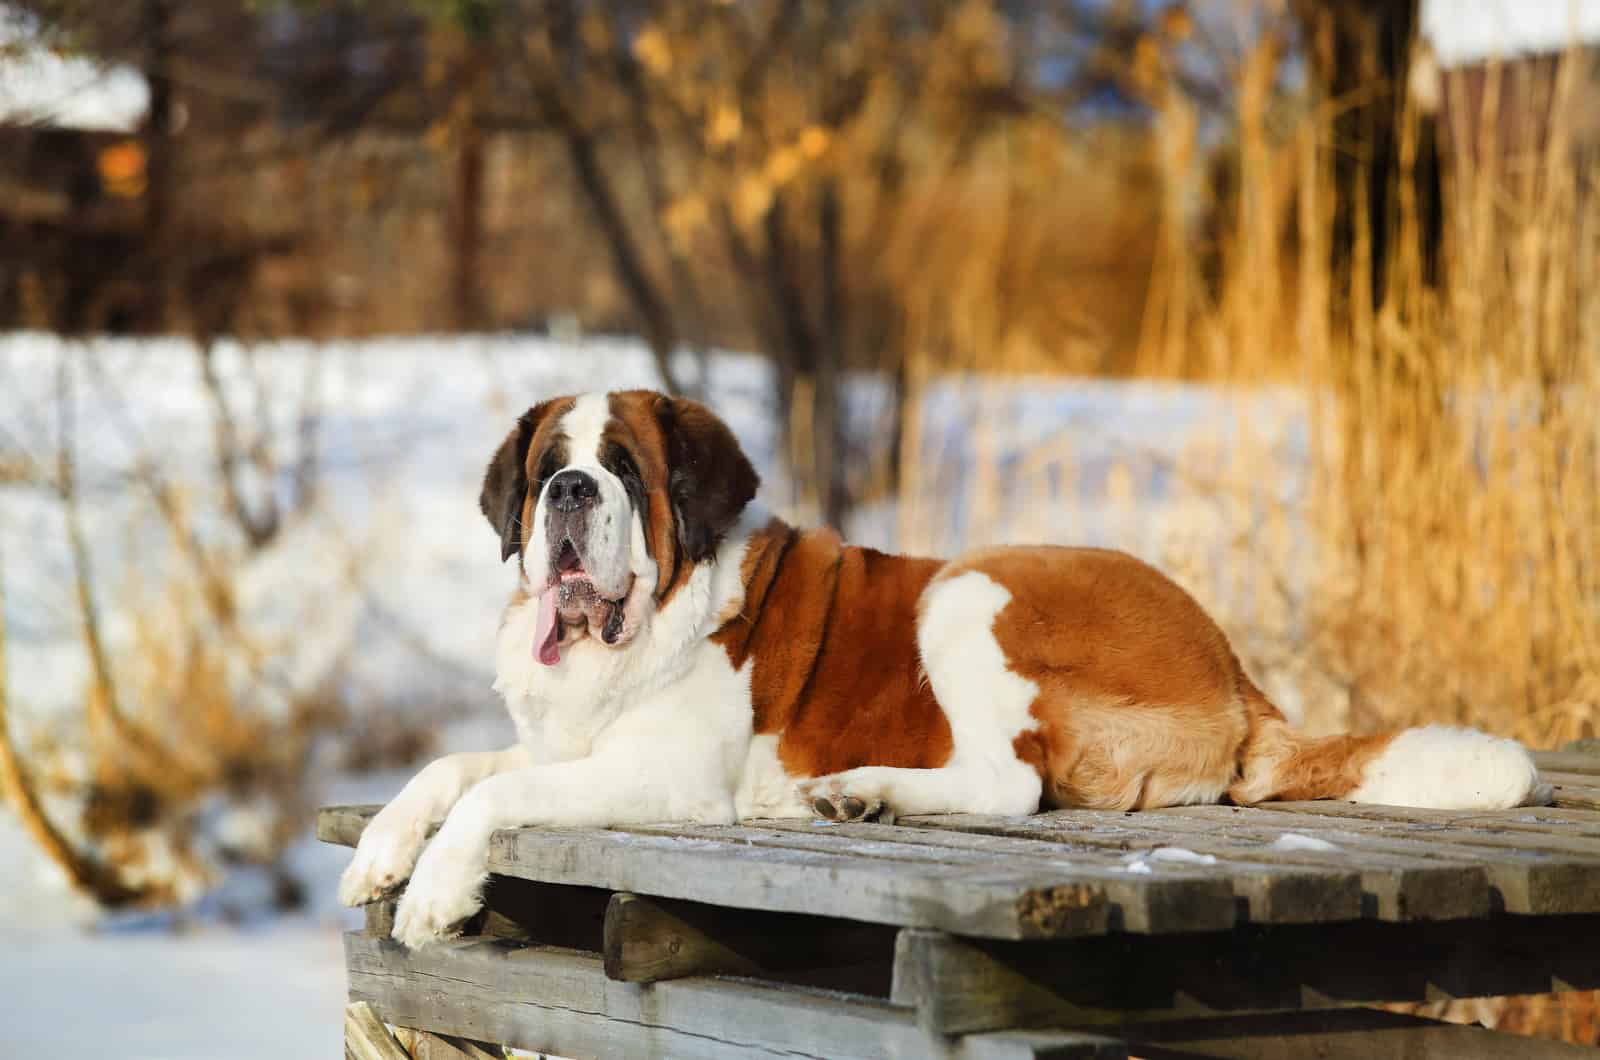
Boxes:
[602,444,639,483]
[603,444,646,505]
[533,450,563,494]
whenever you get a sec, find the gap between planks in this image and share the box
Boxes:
[889,913,1600,1036]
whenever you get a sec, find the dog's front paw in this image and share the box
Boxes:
[797,774,895,824]
[390,838,488,950]
[337,810,428,907]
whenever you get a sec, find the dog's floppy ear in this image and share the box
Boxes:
[480,403,554,562]
[654,395,759,564]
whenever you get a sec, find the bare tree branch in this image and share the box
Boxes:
[0,516,142,907]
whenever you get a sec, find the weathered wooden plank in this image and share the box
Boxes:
[1019,809,1489,920]
[490,826,1146,940]
[327,804,1217,938]
[896,811,1478,922]
[602,891,894,992]
[739,819,1364,927]
[365,898,397,938]
[1188,804,1600,912]
[1536,750,1600,777]
[346,932,1111,1059]
[404,1030,502,1060]
[888,912,1600,1035]
[1544,775,1600,810]
[1162,804,1600,915]
[1203,801,1600,841]
[321,801,1600,930]
[624,821,1237,934]
[344,1001,411,1060]
[1172,805,1600,863]
[1120,1009,1598,1059]
[321,805,379,847]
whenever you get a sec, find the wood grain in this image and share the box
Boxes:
[890,913,1600,1034]
[344,1001,410,1060]
[346,931,1122,1059]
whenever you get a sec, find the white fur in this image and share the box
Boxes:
[337,745,528,906]
[522,393,634,599]
[796,569,1044,817]
[393,639,752,947]
[1348,725,1544,810]
[382,490,769,948]
[735,733,811,819]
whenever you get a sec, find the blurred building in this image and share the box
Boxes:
[1420,0,1600,163]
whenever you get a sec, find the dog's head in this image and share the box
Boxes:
[479,390,758,666]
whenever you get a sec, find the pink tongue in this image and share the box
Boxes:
[534,589,561,666]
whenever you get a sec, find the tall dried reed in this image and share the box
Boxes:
[866,30,1600,752]
[854,27,1600,1044]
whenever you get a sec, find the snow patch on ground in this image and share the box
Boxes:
[1123,846,1219,873]
[1272,832,1341,853]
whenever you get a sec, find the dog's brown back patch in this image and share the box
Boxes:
[714,524,953,777]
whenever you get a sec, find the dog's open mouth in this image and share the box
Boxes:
[534,540,632,665]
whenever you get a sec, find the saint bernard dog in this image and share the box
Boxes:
[340,389,1546,949]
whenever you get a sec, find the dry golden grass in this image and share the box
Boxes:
[876,35,1600,755]
[857,32,1600,1044]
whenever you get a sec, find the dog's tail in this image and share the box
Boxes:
[1227,680,1547,810]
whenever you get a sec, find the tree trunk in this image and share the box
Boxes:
[541,6,682,396]
[140,0,178,333]
[1294,0,1441,310]
[451,50,488,333]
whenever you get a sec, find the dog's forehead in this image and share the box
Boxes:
[556,393,613,464]
[538,390,684,471]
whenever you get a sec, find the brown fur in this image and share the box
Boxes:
[941,547,1250,810]
[718,535,1390,809]
[713,524,954,777]
[606,391,759,607]
[951,547,1403,808]
[1228,689,1398,804]
[480,396,576,562]
[485,392,755,611]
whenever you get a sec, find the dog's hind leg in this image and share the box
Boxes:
[793,568,1051,822]
[798,762,1042,822]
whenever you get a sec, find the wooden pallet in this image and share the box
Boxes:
[323,747,1600,1058]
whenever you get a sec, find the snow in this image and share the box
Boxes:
[0,917,348,1057]
[0,5,150,131]
[1122,846,1219,873]
[1148,846,1218,866]
[1272,833,1341,853]
[1422,0,1600,67]
[0,330,1309,1055]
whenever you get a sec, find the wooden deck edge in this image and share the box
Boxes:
[1119,1009,1599,1059]
[888,915,1600,1035]
[343,932,1124,1059]
[344,1001,410,1060]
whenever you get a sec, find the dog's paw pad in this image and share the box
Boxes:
[808,789,892,824]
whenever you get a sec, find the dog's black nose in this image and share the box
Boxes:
[546,469,600,512]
